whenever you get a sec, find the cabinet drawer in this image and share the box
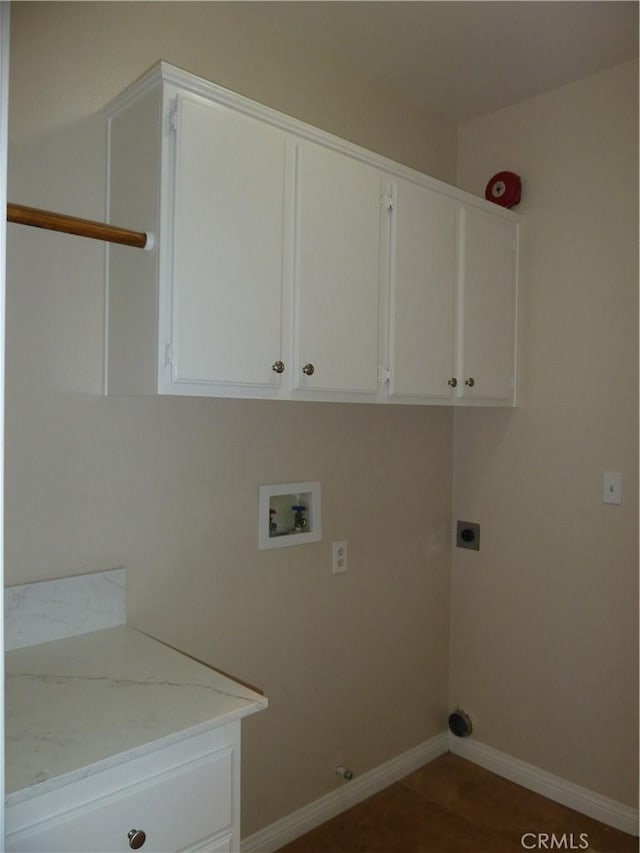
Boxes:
[185,830,232,853]
[6,746,233,853]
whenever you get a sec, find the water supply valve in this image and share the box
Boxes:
[335,764,354,781]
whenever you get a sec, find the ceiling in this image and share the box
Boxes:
[246,1,639,121]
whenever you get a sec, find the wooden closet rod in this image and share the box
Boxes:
[6,203,152,250]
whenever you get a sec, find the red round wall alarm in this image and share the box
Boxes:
[485,171,521,208]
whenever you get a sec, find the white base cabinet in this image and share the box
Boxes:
[105,61,519,407]
[5,625,267,853]
[6,725,241,853]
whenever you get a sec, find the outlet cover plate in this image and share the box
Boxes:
[456,520,480,551]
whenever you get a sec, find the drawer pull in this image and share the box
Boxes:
[128,829,147,849]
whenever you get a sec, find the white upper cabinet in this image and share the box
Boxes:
[457,206,518,405]
[385,182,518,406]
[170,93,288,391]
[386,178,458,403]
[105,62,519,407]
[293,141,382,397]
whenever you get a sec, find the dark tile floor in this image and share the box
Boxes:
[278,753,638,853]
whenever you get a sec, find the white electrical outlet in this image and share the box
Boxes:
[602,471,622,505]
[332,541,347,573]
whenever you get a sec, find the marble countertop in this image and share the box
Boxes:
[5,626,267,805]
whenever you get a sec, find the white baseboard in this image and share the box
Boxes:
[241,732,449,853]
[448,734,639,837]
[242,731,638,852]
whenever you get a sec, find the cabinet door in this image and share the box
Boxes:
[170,94,287,390]
[388,179,457,402]
[458,207,518,404]
[293,141,382,396]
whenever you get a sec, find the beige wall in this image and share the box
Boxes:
[453,60,639,807]
[6,3,455,835]
[8,0,636,833]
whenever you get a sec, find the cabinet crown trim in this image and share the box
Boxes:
[104,60,521,221]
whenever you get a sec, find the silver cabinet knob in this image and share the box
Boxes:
[447,377,457,388]
[128,829,146,850]
[271,360,285,374]
[302,363,315,376]
[464,377,475,388]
